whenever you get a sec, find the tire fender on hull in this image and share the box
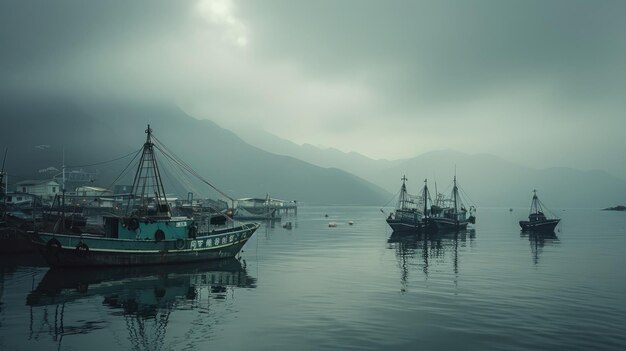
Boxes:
[75,242,89,257]
[155,229,165,242]
[46,238,62,251]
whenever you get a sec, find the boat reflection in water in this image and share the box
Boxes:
[26,258,255,349]
[521,231,560,265]
[387,229,476,292]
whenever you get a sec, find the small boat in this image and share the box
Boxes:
[328,222,337,228]
[519,190,560,233]
[28,125,259,267]
[282,221,292,229]
[385,176,423,232]
[426,175,476,233]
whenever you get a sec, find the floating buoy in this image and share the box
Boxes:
[328,222,337,227]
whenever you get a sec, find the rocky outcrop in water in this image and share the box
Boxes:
[603,205,626,211]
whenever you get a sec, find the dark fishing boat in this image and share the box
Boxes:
[386,176,423,232]
[1,195,94,254]
[29,125,259,267]
[519,190,560,233]
[0,149,37,253]
[427,176,475,233]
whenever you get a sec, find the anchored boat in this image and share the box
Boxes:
[519,190,560,233]
[385,176,423,232]
[29,125,259,267]
[426,175,475,233]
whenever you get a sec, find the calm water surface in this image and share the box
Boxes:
[1,206,625,350]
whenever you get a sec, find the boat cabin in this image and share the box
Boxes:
[103,216,196,241]
[529,212,547,222]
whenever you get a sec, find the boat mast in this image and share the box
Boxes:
[423,179,429,216]
[530,189,541,215]
[1,148,7,217]
[61,147,66,225]
[397,175,408,209]
[128,125,171,218]
[453,175,458,214]
[0,148,6,195]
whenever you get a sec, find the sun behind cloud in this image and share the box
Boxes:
[195,0,248,47]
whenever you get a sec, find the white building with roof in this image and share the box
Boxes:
[14,179,60,200]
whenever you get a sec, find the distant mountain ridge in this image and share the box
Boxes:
[3,92,623,208]
[234,127,396,182]
[234,128,626,208]
[0,94,391,205]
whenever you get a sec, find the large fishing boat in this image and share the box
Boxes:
[29,125,259,267]
[427,176,475,233]
[519,190,560,233]
[386,176,423,232]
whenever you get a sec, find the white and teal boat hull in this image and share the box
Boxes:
[29,222,259,267]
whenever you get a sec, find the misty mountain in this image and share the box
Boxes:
[0,93,390,205]
[372,150,626,208]
[235,129,626,208]
[234,127,396,181]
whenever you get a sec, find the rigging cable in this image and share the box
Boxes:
[66,149,141,168]
[538,197,559,219]
[380,187,402,215]
[157,148,204,200]
[151,136,234,203]
[104,147,143,195]
[458,185,477,208]
[384,187,402,207]
[152,141,235,222]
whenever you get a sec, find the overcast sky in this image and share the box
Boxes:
[1,0,625,177]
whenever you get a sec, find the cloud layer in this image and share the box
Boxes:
[1,0,625,176]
